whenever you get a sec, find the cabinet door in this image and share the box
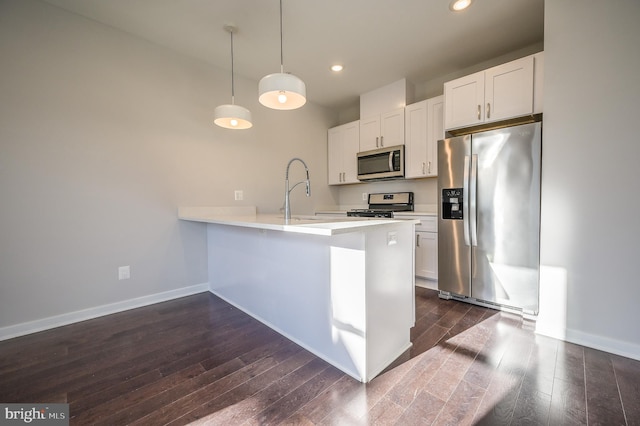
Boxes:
[426,96,444,177]
[444,71,485,130]
[359,115,380,151]
[404,101,427,179]
[342,121,360,183]
[485,56,534,123]
[380,107,405,147]
[328,121,360,185]
[327,127,343,185]
[416,231,438,280]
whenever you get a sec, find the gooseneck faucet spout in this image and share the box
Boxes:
[284,157,311,222]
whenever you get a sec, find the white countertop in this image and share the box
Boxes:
[315,210,437,217]
[392,211,437,217]
[178,206,418,236]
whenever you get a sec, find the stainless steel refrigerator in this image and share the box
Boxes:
[437,122,541,314]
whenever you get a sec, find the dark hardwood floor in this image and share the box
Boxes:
[1,287,639,425]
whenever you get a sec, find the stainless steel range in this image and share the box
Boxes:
[347,192,414,218]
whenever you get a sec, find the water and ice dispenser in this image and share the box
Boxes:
[441,188,463,220]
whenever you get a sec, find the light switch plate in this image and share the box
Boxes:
[118,265,130,280]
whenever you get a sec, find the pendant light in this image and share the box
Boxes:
[258,0,306,110]
[214,24,253,129]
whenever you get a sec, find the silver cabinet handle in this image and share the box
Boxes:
[376,136,379,147]
[422,162,426,174]
[416,233,420,247]
[477,104,481,120]
[487,103,491,119]
[428,161,431,174]
[380,136,384,147]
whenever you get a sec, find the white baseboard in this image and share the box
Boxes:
[565,328,640,362]
[536,325,640,362]
[0,283,209,341]
[415,277,438,291]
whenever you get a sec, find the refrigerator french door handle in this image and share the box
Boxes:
[463,155,470,246]
[470,154,478,246]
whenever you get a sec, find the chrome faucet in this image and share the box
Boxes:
[284,157,311,222]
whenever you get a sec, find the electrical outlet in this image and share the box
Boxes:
[234,190,243,201]
[362,192,368,201]
[118,265,130,280]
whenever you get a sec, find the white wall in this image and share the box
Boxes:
[0,0,338,335]
[537,0,640,359]
[336,179,437,211]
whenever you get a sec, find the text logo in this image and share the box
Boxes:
[1,404,68,425]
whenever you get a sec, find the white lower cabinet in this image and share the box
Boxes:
[396,214,438,283]
[416,231,437,280]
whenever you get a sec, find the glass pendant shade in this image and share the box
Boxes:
[258,72,306,110]
[214,104,252,129]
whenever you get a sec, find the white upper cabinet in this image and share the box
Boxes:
[359,115,381,152]
[381,108,405,147]
[404,101,427,178]
[426,97,444,176]
[328,121,360,185]
[444,54,540,131]
[405,96,443,179]
[485,57,534,122]
[444,71,485,131]
[359,107,405,151]
[358,79,412,152]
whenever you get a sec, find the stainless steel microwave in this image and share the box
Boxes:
[357,145,404,181]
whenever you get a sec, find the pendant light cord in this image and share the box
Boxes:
[230,29,235,104]
[279,0,284,73]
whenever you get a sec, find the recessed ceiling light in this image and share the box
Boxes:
[450,0,473,12]
[331,64,344,72]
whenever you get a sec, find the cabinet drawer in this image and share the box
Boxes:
[395,214,437,232]
[415,215,437,232]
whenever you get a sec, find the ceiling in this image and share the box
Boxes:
[41,0,544,110]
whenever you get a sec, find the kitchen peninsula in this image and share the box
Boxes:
[179,206,418,382]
